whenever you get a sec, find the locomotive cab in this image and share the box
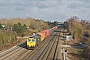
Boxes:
[27,36,36,49]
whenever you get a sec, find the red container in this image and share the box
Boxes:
[46,30,50,36]
[44,30,50,36]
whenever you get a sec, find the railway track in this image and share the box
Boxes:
[22,31,60,60]
[0,42,26,57]
[0,46,18,57]
[0,28,62,60]
[17,32,56,60]
[28,34,57,60]
[0,42,32,60]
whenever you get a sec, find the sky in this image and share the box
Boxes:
[0,0,90,22]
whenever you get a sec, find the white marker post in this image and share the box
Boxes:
[61,48,67,60]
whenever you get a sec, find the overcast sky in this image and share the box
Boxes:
[0,0,90,22]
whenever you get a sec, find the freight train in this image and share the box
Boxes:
[27,26,58,49]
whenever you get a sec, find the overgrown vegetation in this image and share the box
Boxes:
[0,30,17,45]
[65,16,90,60]
[0,17,50,45]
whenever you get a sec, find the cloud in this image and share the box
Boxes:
[67,1,83,9]
[0,0,90,22]
[80,0,90,3]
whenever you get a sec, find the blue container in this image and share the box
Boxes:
[49,28,53,34]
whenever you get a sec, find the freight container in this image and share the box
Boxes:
[53,26,57,31]
[52,27,55,32]
[43,30,50,37]
[49,28,53,34]
[43,30,48,37]
[53,27,55,31]
[37,32,45,41]
[46,30,50,36]
[55,26,57,30]
[42,31,47,38]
